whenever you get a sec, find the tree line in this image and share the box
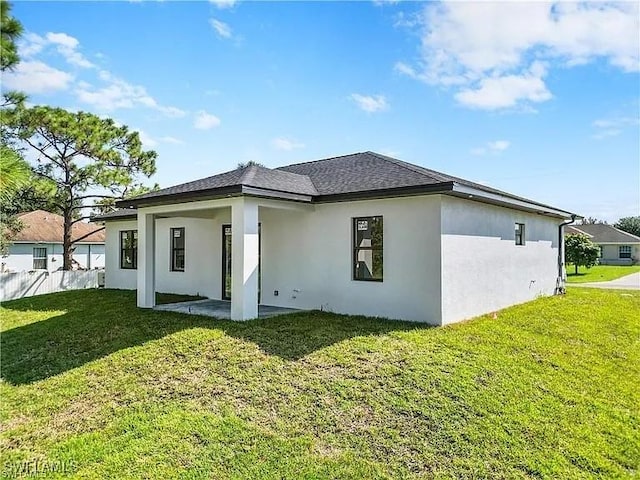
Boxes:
[0,0,157,269]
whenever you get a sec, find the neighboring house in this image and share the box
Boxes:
[1,210,106,273]
[95,151,576,325]
[565,224,640,265]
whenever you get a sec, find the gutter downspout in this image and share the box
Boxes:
[555,214,577,294]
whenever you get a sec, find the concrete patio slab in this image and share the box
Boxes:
[154,299,301,319]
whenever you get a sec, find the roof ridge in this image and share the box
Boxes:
[610,225,640,241]
[567,225,592,236]
[240,165,259,185]
[365,151,453,183]
[277,151,369,169]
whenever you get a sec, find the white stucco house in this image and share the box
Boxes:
[2,210,105,273]
[566,224,640,265]
[95,152,577,325]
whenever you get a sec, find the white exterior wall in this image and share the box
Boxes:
[260,196,443,324]
[1,242,105,273]
[105,220,138,290]
[105,215,231,298]
[154,216,225,298]
[440,196,561,325]
[104,196,443,323]
[102,194,565,325]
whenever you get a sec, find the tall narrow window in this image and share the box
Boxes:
[353,216,383,281]
[619,245,632,259]
[120,230,137,269]
[33,247,47,270]
[515,223,525,246]
[171,227,185,271]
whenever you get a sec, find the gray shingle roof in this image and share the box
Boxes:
[116,151,572,216]
[277,152,451,195]
[128,164,317,202]
[565,224,640,243]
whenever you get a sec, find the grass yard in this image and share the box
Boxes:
[1,289,639,479]
[566,264,640,283]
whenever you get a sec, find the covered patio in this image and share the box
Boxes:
[129,193,313,321]
[154,298,302,319]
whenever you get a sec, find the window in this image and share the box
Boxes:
[33,247,47,270]
[598,246,604,258]
[515,223,525,246]
[171,227,185,271]
[353,216,383,281]
[619,245,632,259]
[120,230,137,269]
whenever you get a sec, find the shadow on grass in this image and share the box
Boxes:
[1,289,426,385]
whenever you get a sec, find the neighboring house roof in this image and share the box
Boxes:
[14,210,105,244]
[565,224,640,244]
[113,151,574,218]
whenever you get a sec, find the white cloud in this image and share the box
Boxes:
[194,110,221,130]
[455,62,552,110]
[592,117,639,129]
[592,115,639,140]
[76,70,186,117]
[159,136,184,145]
[2,61,73,94]
[138,130,158,148]
[18,32,47,57]
[157,106,188,118]
[398,1,640,110]
[271,137,305,151]
[45,32,78,49]
[488,140,510,152]
[210,18,232,39]
[394,61,425,81]
[18,31,94,68]
[209,0,236,8]
[350,93,388,113]
[470,140,511,156]
[138,132,185,148]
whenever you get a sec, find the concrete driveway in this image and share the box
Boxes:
[571,271,640,290]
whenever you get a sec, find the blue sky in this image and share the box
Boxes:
[5,0,639,221]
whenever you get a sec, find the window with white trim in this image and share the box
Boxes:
[33,247,47,270]
[619,245,632,259]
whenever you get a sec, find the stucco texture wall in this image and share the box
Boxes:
[106,215,230,298]
[103,194,564,325]
[440,196,561,325]
[260,196,443,324]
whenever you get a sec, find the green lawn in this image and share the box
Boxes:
[1,289,639,479]
[566,264,640,283]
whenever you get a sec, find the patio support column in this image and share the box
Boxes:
[137,211,156,308]
[231,197,259,320]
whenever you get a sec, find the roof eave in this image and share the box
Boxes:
[115,185,315,210]
[116,185,244,209]
[91,213,138,222]
[450,184,576,219]
[314,182,455,203]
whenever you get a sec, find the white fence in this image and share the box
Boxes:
[0,270,101,302]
